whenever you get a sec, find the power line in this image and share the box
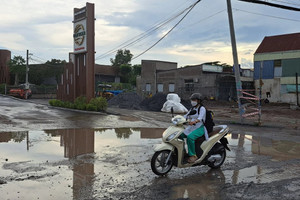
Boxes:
[29,57,65,68]
[238,0,300,11]
[234,7,300,22]
[269,0,300,7]
[30,54,48,63]
[180,9,226,31]
[132,0,202,60]
[95,11,183,60]
[95,1,200,61]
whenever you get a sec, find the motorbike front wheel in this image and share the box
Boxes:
[208,150,226,169]
[151,150,173,176]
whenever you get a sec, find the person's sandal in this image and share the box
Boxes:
[187,155,198,163]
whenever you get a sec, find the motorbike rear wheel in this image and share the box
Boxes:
[208,150,226,169]
[151,150,173,176]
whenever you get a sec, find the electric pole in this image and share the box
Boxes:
[25,50,32,89]
[25,50,29,89]
[226,0,244,123]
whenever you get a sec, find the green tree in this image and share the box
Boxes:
[132,64,141,76]
[46,59,66,65]
[110,49,133,67]
[45,59,65,84]
[119,64,132,83]
[8,56,26,85]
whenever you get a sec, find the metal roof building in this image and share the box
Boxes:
[254,32,300,104]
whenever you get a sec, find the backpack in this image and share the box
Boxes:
[197,106,215,133]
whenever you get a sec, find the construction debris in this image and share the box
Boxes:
[140,93,167,112]
[108,92,143,110]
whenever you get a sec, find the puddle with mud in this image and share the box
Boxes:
[0,128,164,199]
[0,128,299,199]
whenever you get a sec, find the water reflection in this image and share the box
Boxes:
[45,129,94,158]
[140,128,165,139]
[170,169,225,200]
[0,132,28,143]
[229,133,300,161]
[115,128,133,139]
[45,129,95,200]
[1,128,300,200]
[228,133,300,185]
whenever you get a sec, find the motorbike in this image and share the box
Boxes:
[151,110,230,176]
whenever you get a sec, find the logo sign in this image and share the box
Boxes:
[73,20,87,53]
[74,24,85,45]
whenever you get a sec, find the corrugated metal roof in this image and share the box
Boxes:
[255,32,300,54]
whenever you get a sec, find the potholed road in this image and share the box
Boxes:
[0,96,300,200]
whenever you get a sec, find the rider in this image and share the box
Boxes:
[180,93,208,163]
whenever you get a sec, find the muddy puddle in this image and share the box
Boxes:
[0,128,300,200]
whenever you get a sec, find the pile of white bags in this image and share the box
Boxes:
[161,93,188,113]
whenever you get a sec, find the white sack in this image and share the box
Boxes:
[166,93,181,103]
[161,101,188,114]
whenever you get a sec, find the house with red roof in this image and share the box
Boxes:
[254,32,300,104]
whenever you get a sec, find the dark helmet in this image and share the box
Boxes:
[190,93,203,101]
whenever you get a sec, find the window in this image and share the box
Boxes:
[274,60,281,67]
[185,83,194,92]
[70,74,73,85]
[66,69,68,80]
[169,83,175,92]
[146,83,151,92]
[157,84,163,92]
[61,74,64,85]
[184,79,193,83]
[184,79,194,91]
[274,60,282,77]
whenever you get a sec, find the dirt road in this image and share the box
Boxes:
[0,96,300,200]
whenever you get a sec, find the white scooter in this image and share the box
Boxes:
[151,110,230,176]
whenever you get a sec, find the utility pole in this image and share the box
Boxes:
[25,50,29,89]
[226,0,244,123]
[25,50,32,90]
[259,61,263,125]
[296,72,299,107]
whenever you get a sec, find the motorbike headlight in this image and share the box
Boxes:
[172,117,180,125]
[166,131,179,141]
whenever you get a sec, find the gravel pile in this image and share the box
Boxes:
[108,92,143,110]
[181,99,192,110]
[109,92,190,112]
[140,93,167,112]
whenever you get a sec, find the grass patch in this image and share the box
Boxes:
[49,96,107,112]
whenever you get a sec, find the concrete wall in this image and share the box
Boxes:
[138,60,177,97]
[254,78,281,102]
[157,65,220,100]
[254,50,300,61]
[139,62,239,100]
[254,77,300,104]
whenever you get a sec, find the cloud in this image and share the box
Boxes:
[35,21,72,47]
[0,33,26,50]
[0,0,299,67]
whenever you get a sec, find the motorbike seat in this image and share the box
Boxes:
[208,127,222,137]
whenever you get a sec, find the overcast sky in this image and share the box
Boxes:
[0,0,299,68]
